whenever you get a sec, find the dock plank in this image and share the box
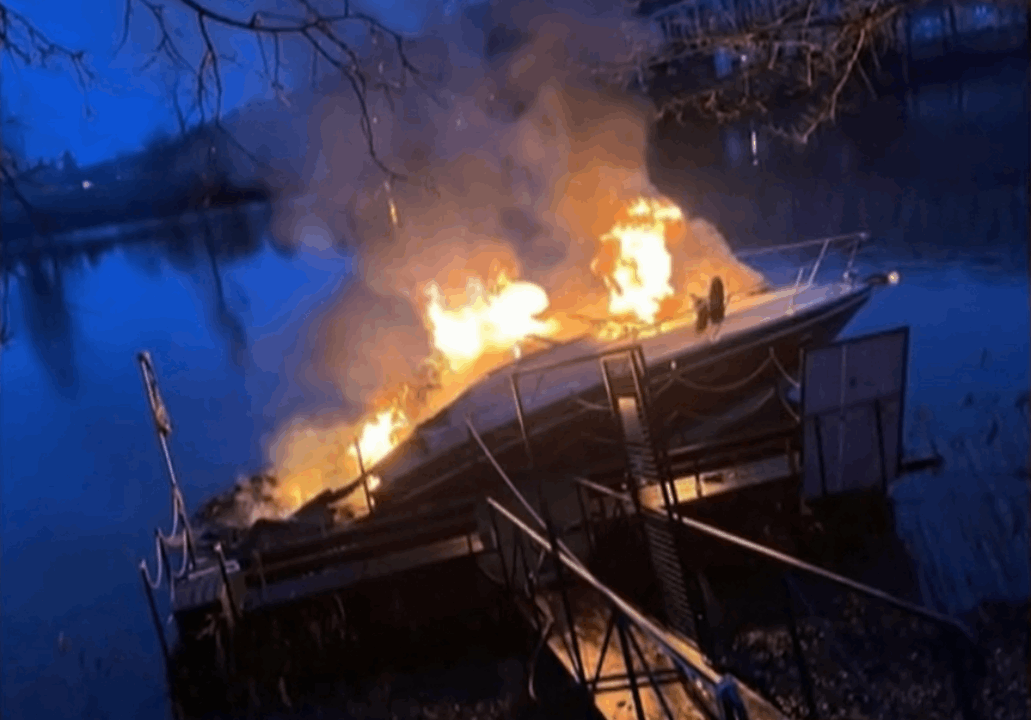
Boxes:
[243,534,484,610]
[638,453,797,509]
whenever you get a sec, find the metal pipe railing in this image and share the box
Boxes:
[485,496,737,718]
[574,477,983,720]
[734,232,870,258]
[574,478,975,642]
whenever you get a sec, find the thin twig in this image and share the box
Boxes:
[122,0,424,183]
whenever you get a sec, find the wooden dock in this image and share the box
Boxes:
[639,453,798,510]
[172,496,484,620]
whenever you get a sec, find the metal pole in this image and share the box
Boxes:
[781,576,818,719]
[625,622,677,720]
[813,415,829,498]
[137,352,197,572]
[873,398,889,493]
[844,238,860,279]
[590,610,618,691]
[575,483,596,556]
[214,543,240,624]
[615,614,648,720]
[544,501,587,687]
[509,374,535,469]
[488,504,512,593]
[353,439,372,513]
[464,417,584,568]
[807,236,832,287]
[139,561,173,669]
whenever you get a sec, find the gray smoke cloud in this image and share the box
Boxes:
[202,0,761,521]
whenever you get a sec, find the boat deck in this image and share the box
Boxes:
[171,497,484,617]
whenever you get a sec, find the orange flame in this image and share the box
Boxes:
[592,196,683,325]
[265,193,765,522]
[350,407,410,470]
[424,270,559,374]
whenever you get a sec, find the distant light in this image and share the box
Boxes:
[367,474,382,491]
[887,271,900,285]
[81,180,92,189]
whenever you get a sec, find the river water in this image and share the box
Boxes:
[1,57,1027,720]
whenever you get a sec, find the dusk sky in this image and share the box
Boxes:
[1,0,437,167]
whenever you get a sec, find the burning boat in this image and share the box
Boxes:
[360,232,892,512]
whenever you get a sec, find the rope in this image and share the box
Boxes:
[655,344,802,399]
[664,355,774,394]
[769,347,801,389]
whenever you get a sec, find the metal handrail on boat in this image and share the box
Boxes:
[737,232,871,310]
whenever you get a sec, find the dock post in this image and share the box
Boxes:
[214,543,240,624]
[139,560,182,720]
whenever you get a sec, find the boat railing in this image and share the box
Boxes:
[737,231,871,297]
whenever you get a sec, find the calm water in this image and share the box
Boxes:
[1,62,1027,719]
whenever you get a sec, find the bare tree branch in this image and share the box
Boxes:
[123,0,428,183]
[0,3,96,91]
[0,3,98,229]
[607,0,919,142]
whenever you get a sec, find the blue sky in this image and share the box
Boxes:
[1,0,435,167]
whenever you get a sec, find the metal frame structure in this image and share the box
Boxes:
[573,459,984,720]
[800,325,910,499]
[484,496,751,720]
[468,321,985,720]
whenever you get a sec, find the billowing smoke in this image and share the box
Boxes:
[202,0,764,527]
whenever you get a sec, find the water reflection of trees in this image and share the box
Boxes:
[16,256,79,397]
[3,196,273,395]
[649,58,1028,264]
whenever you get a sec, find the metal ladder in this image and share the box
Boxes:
[599,348,713,655]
